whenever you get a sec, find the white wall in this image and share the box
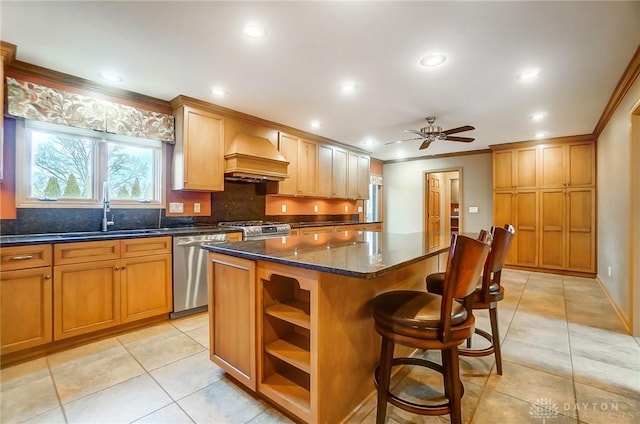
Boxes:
[597,75,640,320]
[383,153,493,234]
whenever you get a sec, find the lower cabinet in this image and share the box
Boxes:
[53,237,172,340]
[1,266,53,354]
[208,253,256,390]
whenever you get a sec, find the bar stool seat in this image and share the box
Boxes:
[372,232,491,424]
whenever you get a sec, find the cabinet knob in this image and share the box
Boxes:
[114,266,120,270]
[44,274,51,279]
[121,266,127,270]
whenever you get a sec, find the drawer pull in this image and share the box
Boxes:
[10,255,34,261]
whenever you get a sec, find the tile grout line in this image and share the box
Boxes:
[562,275,581,423]
[44,355,70,424]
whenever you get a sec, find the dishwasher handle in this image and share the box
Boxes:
[175,238,227,247]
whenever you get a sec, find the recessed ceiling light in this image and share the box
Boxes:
[98,70,124,83]
[534,131,549,138]
[243,24,267,38]
[362,137,375,147]
[339,81,357,93]
[530,112,547,121]
[516,68,541,81]
[420,54,447,67]
[310,120,321,129]
[210,87,227,97]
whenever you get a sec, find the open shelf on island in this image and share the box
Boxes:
[265,332,311,373]
[265,300,310,329]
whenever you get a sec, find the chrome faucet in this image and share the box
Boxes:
[101,182,114,232]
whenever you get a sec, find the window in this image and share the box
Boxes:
[17,120,165,208]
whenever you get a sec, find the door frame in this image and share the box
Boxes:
[631,103,640,335]
[423,167,463,235]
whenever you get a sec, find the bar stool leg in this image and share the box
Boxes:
[489,306,503,375]
[376,337,394,424]
[444,347,463,424]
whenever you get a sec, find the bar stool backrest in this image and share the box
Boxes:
[480,224,516,301]
[440,231,492,341]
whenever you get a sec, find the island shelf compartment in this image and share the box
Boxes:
[258,269,314,422]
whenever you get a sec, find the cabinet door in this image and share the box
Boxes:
[278,133,299,195]
[567,142,595,188]
[332,148,348,198]
[208,253,256,390]
[493,150,515,190]
[173,106,225,191]
[297,139,318,196]
[317,144,333,198]
[348,152,359,199]
[493,192,516,265]
[357,155,370,199]
[540,189,566,269]
[0,267,53,354]
[514,191,539,267]
[121,254,172,323]
[53,260,120,340]
[566,189,595,272]
[515,147,538,189]
[540,145,565,188]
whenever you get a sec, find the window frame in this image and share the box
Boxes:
[15,120,166,209]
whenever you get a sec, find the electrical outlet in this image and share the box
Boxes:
[608,266,612,277]
[313,205,319,212]
[194,203,201,213]
[344,206,349,212]
[281,204,287,213]
[169,202,184,213]
[358,206,363,213]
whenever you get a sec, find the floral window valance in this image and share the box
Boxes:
[6,77,175,143]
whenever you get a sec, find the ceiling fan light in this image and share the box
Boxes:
[420,54,446,67]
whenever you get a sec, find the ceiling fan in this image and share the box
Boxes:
[386,116,475,150]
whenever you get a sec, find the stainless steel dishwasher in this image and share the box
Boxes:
[171,232,229,318]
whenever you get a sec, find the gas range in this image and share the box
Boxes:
[218,221,291,240]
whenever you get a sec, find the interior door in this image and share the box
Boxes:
[427,174,441,248]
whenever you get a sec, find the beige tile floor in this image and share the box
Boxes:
[1,269,639,423]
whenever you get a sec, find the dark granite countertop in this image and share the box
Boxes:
[289,220,382,229]
[202,230,449,279]
[0,226,237,247]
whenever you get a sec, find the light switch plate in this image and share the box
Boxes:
[357,206,363,213]
[469,206,479,214]
[169,202,184,213]
[194,203,201,213]
[281,204,287,213]
[313,205,319,212]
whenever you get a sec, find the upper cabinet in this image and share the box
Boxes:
[348,152,370,200]
[172,99,225,191]
[277,133,318,196]
[540,141,595,188]
[317,144,348,198]
[493,146,538,191]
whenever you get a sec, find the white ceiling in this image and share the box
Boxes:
[1,1,639,161]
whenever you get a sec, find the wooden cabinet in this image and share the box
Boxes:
[0,245,53,354]
[493,139,596,274]
[172,101,225,191]
[318,145,349,198]
[53,237,172,340]
[348,152,370,200]
[299,226,335,235]
[493,146,538,190]
[208,253,256,390]
[278,133,318,196]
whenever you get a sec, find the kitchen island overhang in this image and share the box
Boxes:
[202,230,450,424]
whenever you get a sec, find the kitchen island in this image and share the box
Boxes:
[202,230,450,424]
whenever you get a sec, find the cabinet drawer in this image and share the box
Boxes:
[54,240,120,265]
[1,244,52,271]
[121,236,171,258]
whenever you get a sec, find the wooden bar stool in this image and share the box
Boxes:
[426,224,515,375]
[372,231,491,424]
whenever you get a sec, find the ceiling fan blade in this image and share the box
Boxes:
[419,140,433,150]
[442,125,475,135]
[384,137,422,145]
[403,129,428,137]
[446,136,475,142]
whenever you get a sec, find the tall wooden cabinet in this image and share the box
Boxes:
[278,133,318,196]
[492,137,596,274]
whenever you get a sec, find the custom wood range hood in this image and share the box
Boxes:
[224,132,290,182]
